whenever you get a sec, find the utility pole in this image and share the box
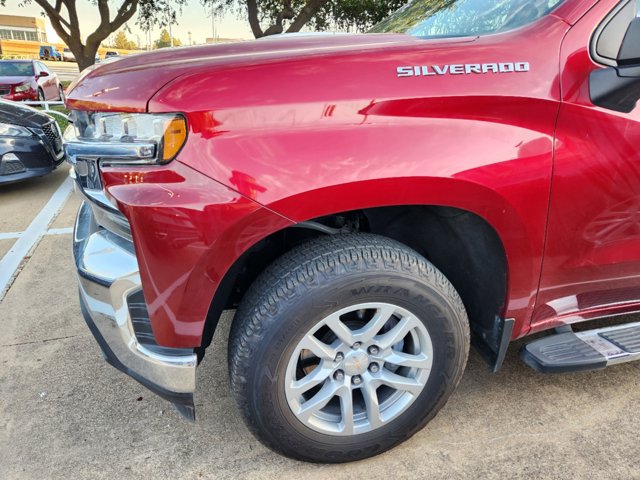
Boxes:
[188,31,192,46]
[211,4,216,43]
[169,6,174,48]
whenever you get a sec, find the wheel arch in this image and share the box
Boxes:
[197,177,537,366]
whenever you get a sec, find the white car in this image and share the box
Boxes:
[62,48,75,62]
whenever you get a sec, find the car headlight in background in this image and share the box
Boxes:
[13,83,32,93]
[0,122,32,137]
[70,111,188,165]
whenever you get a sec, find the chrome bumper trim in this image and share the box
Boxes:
[69,167,132,241]
[74,201,197,396]
[64,139,156,166]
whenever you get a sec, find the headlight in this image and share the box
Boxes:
[0,122,32,137]
[70,111,187,165]
[14,83,32,93]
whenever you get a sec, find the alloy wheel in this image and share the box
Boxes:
[284,302,433,436]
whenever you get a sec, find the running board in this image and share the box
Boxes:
[521,322,640,373]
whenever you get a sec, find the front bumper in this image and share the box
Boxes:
[73,200,197,419]
[0,166,54,184]
[1,91,37,101]
[0,132,64,185]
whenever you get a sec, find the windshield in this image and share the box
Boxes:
[0,62,34,77]
[370,0,564,38]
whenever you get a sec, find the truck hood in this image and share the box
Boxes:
[66,33,475,112]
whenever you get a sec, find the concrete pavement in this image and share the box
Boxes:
[1,168,640,479]
[42,60,79,83]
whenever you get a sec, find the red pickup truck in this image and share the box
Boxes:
[64,0,640,463]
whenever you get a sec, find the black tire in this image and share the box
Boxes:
[58,85,65,101]
[37,89,45,102]
[228,233,470,463]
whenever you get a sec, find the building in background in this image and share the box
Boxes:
[0,15,47,42]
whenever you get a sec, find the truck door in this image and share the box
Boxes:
[533,0,640,330]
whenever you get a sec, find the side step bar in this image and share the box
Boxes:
[521,322,640,373]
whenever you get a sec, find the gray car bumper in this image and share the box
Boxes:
[73,201,197,419]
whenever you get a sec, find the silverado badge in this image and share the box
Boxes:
[397,62,530,77]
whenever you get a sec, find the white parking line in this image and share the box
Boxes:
[0,232,22,240]
[47,227,73,236]
[0,176,73,300]
[0,227,74,241]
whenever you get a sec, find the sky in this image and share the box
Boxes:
[3,0,255,46]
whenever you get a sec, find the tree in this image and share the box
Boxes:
[113,30,138,50]
[154,28,182,49]
[204,0,408,39]
[0,0,185,71]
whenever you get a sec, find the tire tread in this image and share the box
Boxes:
[228,233,469,462]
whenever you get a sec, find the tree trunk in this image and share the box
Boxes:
[76,52,97,72]
[250,0,329,38]
[32,0,138,71]
[67,39,99,72]
[247,0,265,38]
[286,0,329,33]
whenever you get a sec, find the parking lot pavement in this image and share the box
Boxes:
[0,167,70,233]
[2,178,640,479]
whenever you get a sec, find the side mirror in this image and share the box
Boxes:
[590,18,640,113]
[37,71,49,78]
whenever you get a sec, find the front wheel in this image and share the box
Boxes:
[58,85,65,101]
[229,234,470,463]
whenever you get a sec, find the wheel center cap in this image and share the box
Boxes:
[343,351,369,376]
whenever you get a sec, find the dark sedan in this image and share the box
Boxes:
[0,100,65,184]
[0,60,64,102]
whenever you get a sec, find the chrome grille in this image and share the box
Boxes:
[41,121,63,153]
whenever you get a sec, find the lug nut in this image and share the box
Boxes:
[352,342,362,350]
[352,375,362,386]
[369,363,380,373]
[368,345,380,356]
[334,370,345,381]
[335,352,344,362]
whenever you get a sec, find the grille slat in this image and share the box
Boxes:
[40,121,63,153]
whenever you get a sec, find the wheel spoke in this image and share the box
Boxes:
[362,379,383,429]
[376,315,418,350]
[383,351,430,370]
[285,302,434,436]
[338,389,355,435]
[296,380,339,420]
[299,335,337,361]
[290,362,333,396]
[356,304,397,342]
[324,313,355,346]
[378,370,423,396]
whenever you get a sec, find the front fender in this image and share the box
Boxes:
[174,98,557,335]
[264,175,543,335]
